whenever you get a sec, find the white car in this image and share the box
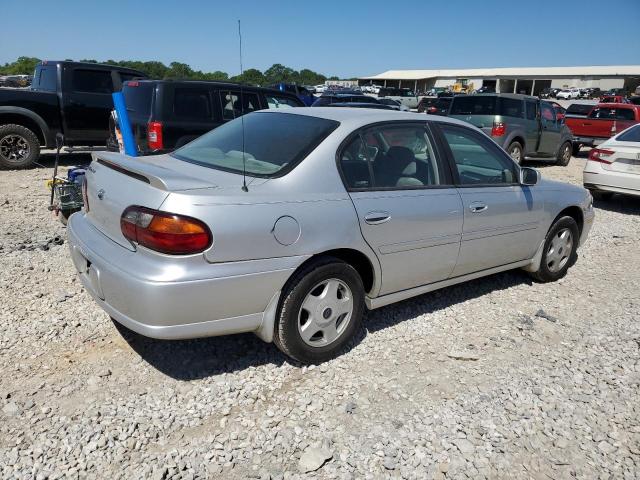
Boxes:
[583,123,640,199]
[556,88,581,100]
[314,84,326,94]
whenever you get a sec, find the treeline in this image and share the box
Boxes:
[0,56,343,85]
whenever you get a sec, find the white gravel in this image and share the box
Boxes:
[1,151,639,479]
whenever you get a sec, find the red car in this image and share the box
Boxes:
[565,103,640,153]
[600,95,628,104]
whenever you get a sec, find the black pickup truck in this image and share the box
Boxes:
[0,61,146,168]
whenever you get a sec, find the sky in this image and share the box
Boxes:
[1,0,639,78]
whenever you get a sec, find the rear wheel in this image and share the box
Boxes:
[507,141,524,164]
[528,216,579,283]
[557,141,572,166]
[273,257,364,364]
[0,124,40,169]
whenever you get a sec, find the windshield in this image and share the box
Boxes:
[172,112,339,177]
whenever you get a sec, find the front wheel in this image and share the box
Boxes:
[0,124,40,169]
[528,216,579,283]
[273,257,365,364]
[557,141,572,166]
[507,141,524,164]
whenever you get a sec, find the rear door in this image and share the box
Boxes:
[339,122,463,295]
[434,122,543,277]
[61,66,116,143]
[537,101,562,155]
[583,107,616,138]
[161,86,218,150]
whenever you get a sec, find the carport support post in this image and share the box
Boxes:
[513,79,518,93]
[531,79,536,96]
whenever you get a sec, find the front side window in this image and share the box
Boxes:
[173,89,211,119]
[540,102,556,122]
[220,91,260,120]
[589,107,615,119]
[172,112,338,177]
[340,124,442,189]
[440,124,517,185]
[72,69,113,94]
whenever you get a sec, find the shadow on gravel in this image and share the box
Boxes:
[117,269,533,379]
[35,152,92,169]
[366,269,533,333]
[593,195,640,215]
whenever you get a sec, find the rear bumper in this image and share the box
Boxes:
[573,136,606,147]
[583,161,640,197]
[67,213,303,340]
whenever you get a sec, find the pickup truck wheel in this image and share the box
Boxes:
[273,257,365,364]
[528,216,579,283]
[507,141,523,164]
[557,141,572,166]
[0,124,40,169]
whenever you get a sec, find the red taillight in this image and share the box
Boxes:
[120,206,212,255]
[427,106,437,113]
[588,148,615,164]
[491,122,506,136]
[147,121,163,150]
[127,81,139,87]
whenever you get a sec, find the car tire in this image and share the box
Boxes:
[0,124,40,169]
[273,256,365,364]
[557,141,572,166]
[528,216,579,283]
[507,141,524,164]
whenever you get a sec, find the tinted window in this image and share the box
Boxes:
[540,103,556,121]
[567,104,593,115]
[617,124,640,142]
[441,125,517,185]
[174,89,211,119]
[589,107,615,119]
[72,69,113,94]
[525,100,538,120]
[172,112,338,177]
[32,65,57,92]
[265,94,300,109]
[450,96,496,115]
[615,109,635,121]
[122,83,153,114]
[220,91,260,120]
[500,98,523,118]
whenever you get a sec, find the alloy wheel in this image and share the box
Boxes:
[0,134,30,163]
[546,228,573,272]
[298,278,354,347]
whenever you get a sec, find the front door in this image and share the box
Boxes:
[339,122,463,295]
[61,67,116,143]
[537,101,562,156]
[434,123,544,277]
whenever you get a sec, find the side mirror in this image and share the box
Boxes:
[520,166,540,186]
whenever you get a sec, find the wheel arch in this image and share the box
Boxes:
[553,205,584,237]
[0,107,50,146]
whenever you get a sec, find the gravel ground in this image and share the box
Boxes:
[1,151,639,480]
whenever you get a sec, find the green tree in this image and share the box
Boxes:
[264,63,296,84]
[0,56,41,75]
[231,68,264,85]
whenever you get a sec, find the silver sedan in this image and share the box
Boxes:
[67,108,594,363]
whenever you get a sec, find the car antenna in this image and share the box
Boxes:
[238,19,248,192]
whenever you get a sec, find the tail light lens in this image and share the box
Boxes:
[427,106,437,114]
[147,121,163,150]
[588,148,615,164]
[120,206,212,255]
[491,122,506,136]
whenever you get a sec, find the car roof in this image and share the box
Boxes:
[125,79,298,96]
[474,93,538,100]
[254,107,474,129]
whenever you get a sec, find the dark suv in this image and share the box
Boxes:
[447,94,574,165]
[108,80,304,155]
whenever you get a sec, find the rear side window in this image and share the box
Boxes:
[123,83,153,115]
[32,65,57,92]
[174,89,211,119]
[265,94,300,109]
[220,91,260,120]
[450,96,496,115]
[499,98,523,118]
[615,109,635,121]
[589,108,615,119]
[525,100,537,120]
[617,124,640,142]
[72,69,113,94]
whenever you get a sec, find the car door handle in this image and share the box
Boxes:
[469,202,488,213]
[364,211,391,225]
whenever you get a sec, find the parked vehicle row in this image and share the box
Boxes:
[68,108,594,363]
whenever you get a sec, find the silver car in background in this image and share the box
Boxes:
[67,109,594,363]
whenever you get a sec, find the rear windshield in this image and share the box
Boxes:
[617,124,640,142]
[32,65,57,92]
[449,96,523,117]
[171,112,339,177]
[123,83,153,114]
[566,104,593,115]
